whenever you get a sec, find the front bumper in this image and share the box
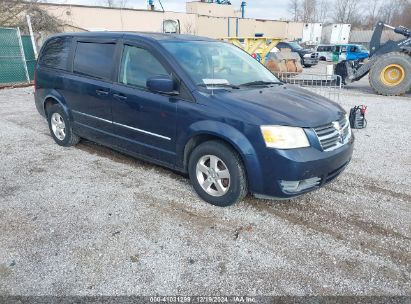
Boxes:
[303,58,319,65]
[251,136,354,199]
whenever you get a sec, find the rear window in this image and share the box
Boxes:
[73,42,115,80]
[39,37,71,70]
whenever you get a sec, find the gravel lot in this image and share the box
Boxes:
[0,82,410,296]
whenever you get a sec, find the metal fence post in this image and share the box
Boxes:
[16,27,30,83]
[26,15,38,59]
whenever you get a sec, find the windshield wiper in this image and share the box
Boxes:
[239,81,281,87]
[197,83,240,89]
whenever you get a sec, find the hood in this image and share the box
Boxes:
[212,85,344,128]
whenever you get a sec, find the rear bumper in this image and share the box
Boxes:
[250,136,354,199]
[34,90,47,118]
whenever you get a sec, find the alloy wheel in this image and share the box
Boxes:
[51,113,66,141]
[195,155,231,197]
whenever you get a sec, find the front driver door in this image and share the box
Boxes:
[110,43,177,166]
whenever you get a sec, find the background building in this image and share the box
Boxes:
[34,1,308,41]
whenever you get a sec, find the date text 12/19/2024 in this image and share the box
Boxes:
[149,296,256,303]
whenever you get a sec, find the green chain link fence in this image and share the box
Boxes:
[0,27,36,85]
[22,35,36,80]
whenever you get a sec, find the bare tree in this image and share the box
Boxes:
[288,0,330,23]
[285,0,411,28]
[364,0,381,28]
[301,0,317,22]
[397,0,411,28]
[100,0,128,8]
[332,0,361,24]
[378,0,409,26]
[0,0,62,33]
[288,0,300,22]
[102,0,114,7]
[316,0,329,23]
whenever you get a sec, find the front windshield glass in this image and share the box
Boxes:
[160,41,280,87]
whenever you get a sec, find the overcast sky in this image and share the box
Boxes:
[47,0,290,20]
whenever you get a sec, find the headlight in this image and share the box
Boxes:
[260,125,310,149]
[303,53,312,58]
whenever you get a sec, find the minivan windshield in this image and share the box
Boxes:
[160,41,280,88]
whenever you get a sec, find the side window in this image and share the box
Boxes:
[119,45,168,89]
[39,37,71,70]
[73,42,115,80]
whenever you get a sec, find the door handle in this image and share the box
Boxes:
[113,93,127,101]
[96,89,109,96]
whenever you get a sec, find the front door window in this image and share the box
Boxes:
[119,45,169,89]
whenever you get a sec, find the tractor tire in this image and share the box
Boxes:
[369,52,411,96]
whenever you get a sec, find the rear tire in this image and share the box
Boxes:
[188,140,247,207]
[47,104,80,147]
[369,52,411,96]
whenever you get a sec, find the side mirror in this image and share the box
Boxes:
[146,75,177,95]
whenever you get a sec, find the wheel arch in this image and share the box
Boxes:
[43,90,71,120]
[178,121,264,193]
[183,133,246,171]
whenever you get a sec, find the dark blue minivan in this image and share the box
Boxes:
[34,32,354,206]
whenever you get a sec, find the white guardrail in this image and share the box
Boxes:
[273,72,343,102]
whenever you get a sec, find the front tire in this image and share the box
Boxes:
[47,104,80,147]
[369,52,411,96]
[188,140,247,207]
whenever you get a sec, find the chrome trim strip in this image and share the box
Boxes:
[72,110,112,124]
[112,121,171,140]
[72,110,171,141]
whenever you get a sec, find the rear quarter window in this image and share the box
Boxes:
[73,42,115,80]
[39,37,72,70]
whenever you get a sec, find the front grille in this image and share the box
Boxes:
[311,52,319,58]
[313,115,351,151]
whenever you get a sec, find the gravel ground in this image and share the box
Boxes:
[0,84,410,296]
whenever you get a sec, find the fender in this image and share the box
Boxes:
[42,89,73,121]
[176,120,265,194]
